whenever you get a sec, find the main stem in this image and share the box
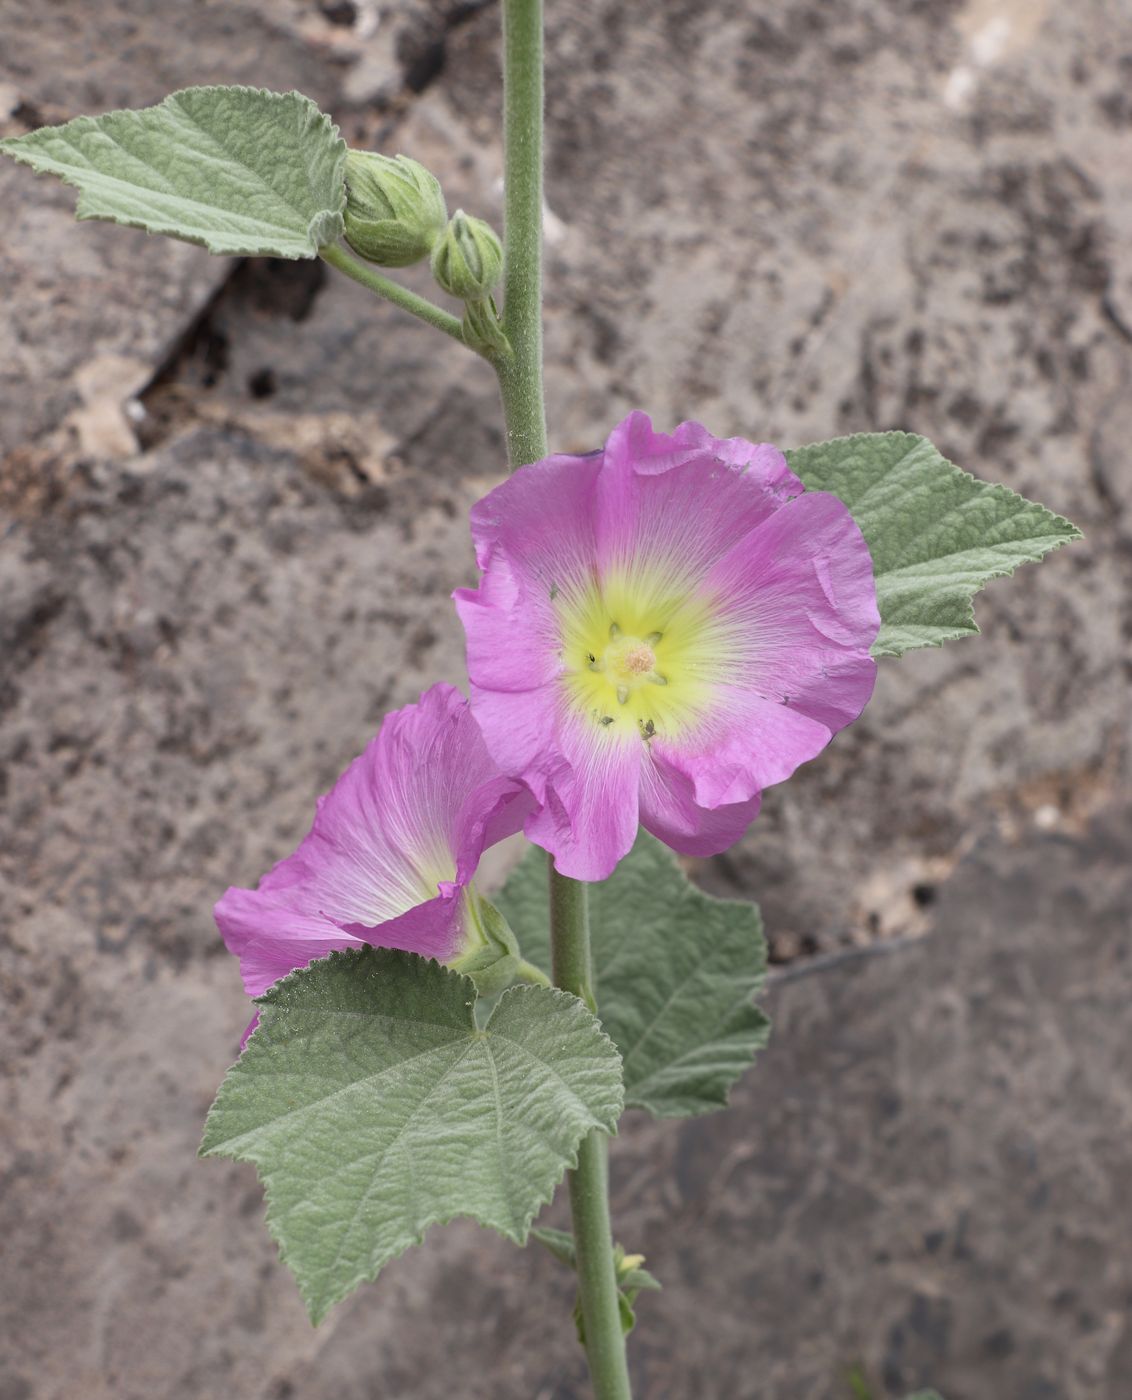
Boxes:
[549,871,633,1400]
[495,0,548,469]
[495,3,632,1398]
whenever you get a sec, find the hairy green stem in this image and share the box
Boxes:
[548,868,596,1013]
[495,3,632,1397]
[568,1132,630,1391]
[319,244,468,346]
[497,0,548,467]
[547,874,630,1396]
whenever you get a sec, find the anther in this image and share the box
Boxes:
[609,622,621,639]
[616,684,630,705]
[648,672,668,686]
[645,631,662,645]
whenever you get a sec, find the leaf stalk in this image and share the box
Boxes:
[319,242,469,347]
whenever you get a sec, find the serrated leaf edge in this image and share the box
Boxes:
[497,837,773,1120]
[201,956,623,1324]
[1,84,348,260]
[591,864,770,1118]
[786,430,1082,658]
[626,1007,772,1119]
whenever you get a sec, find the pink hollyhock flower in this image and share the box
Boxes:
[454,412,880,881]
[215,683,531,1036]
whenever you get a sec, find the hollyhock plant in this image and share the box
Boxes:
[455,412,881,881]
[5,16,1080,1393]
[214,682,532,1032]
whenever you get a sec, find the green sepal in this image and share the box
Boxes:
[450,893,524,997]
[0,86,346,258]
[619,1263,662,1296]
[785,431,1081,657]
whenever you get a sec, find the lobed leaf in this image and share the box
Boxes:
[0,85,346,258]
[200,948,623,1323]
[786,431,1081,657]
[496,832,769,1118]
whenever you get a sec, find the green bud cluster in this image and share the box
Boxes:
[342,150,447,268]
[342,148,509,355]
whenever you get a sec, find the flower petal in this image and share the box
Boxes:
[596,413,802,583]
[471,674,641,881]
[650,693,834,808]
[215,888,364,999]
[334,888,470,960]
[524,712,642,881]
[454,773,535,884]
[215,683,528,1012]
[456,450,603,692]
[639,746,763,857]
[703,490,880,733]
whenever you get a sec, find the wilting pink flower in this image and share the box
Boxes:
[215,683,530,1034]
[455,412,880,881]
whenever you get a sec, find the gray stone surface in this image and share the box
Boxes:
[1,1,1129,1397]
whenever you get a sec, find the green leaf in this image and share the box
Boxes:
[200,948,623,1323]
[0,86,346,258]
[785,431,1081,657]
[495,832,769,1117]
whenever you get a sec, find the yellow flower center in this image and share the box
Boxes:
[554,567,733,741]
[605,633,658,682]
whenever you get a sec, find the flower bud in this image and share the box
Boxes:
[343,150,447,268]
[461,296,509,357]
[430,210,503,301]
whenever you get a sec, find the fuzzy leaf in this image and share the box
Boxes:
[786,431,1081,657]
[200,948,623,1323]
[0,86,346,258]
[495,833,768,1117]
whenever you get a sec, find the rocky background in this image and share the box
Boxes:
[1,2,1129,1397]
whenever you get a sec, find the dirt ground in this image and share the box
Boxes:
[1,2,1129,1398]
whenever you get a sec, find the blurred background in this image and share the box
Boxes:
[1,2,1129,1397]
